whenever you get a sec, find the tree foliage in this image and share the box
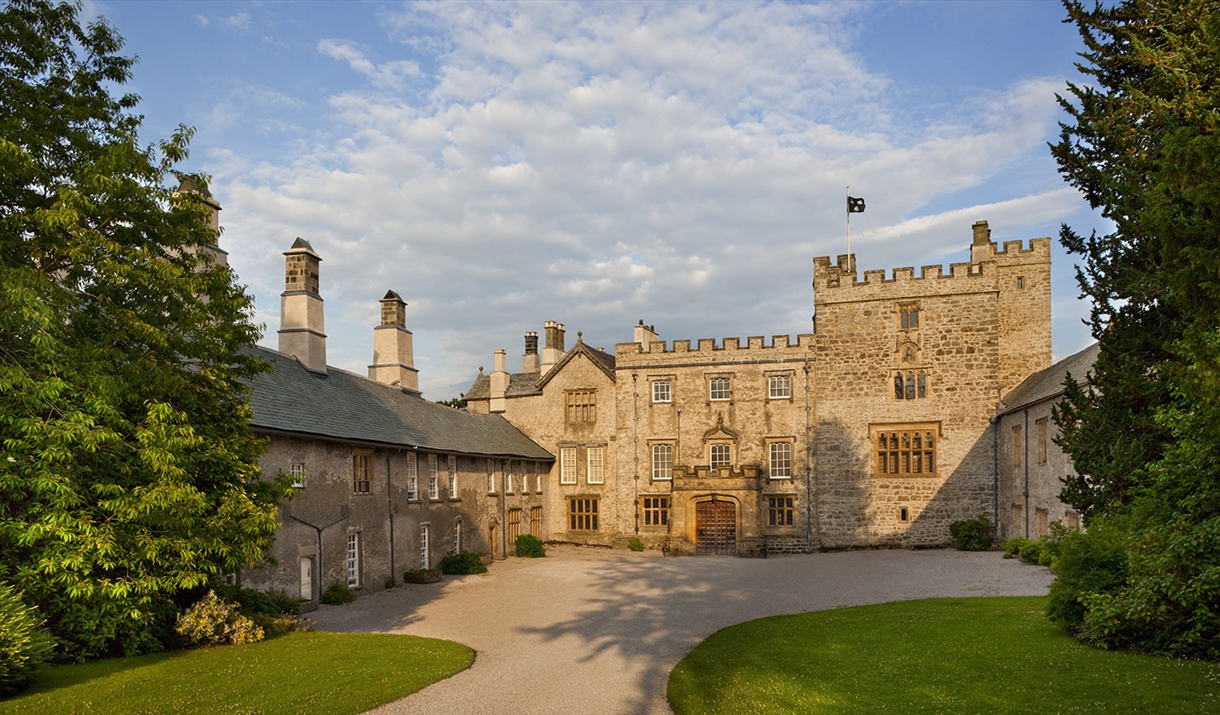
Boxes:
[1050,0,1220,658]
[0,0,288,660]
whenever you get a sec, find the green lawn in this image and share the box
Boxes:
[0,630,472,715]
[668,597,1218,714]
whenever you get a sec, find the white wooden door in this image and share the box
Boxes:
[299,556,312,599]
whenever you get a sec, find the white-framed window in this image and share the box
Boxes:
[453,519,462,554]
[419,524,430,570]
[406,452,418,500]
[652,444,673,481]
[346,532,361,587]
[769,441,793,478]
[447,455,457,497]
[486,458,497,493]
[290,463,306,488]
[709,377,731,401]
[587,447,605,484]
[652,380,672,403]
[560,448,577,484]
[710,443,731,469]
[506,462,514,494]
[428,454,439,500]
[768,375,791,399]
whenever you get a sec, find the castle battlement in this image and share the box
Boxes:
[615,333,815,360]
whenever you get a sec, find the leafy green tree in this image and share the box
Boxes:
[1050,0,1220,657]
[0,0,288,660]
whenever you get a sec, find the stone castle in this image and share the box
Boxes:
[465,220,1053,554]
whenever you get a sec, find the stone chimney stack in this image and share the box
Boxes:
[368,290,419,393]
[541,321,566,374]
[490,349,509,413]
[174,177,227,268]
[278,238,327,374]
[634,320,660,353]
[970,220,993,264]
[523,331,540,373]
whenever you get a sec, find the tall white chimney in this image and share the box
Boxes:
[278,238,327,374]
[368,290,419,392]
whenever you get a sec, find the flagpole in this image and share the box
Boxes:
[846,185,851,264]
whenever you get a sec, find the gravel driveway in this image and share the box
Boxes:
[310,546,1053,715]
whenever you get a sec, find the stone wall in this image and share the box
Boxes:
[997,399,1081,540]
[243,434,545,603]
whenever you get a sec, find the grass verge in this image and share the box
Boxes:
[668,597,1218,714]
[0,630,473,715]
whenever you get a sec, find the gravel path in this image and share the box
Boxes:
[310,547,1053,715]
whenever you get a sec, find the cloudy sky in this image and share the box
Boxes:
[97,0,1103,400]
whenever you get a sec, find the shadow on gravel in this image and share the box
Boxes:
[308,577,460,634]
[514,549,1053,714]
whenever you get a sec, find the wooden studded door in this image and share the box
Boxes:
[695,500,736,555]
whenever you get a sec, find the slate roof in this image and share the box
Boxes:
[998,343,1099,416]
[464,371,544,401]
[465,340,618,399]
[247,347,552,460]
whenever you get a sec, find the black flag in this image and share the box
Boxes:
[847,196,866,214]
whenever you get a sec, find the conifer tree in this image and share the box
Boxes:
[0,0,288,659]
[1050,0,1220,657]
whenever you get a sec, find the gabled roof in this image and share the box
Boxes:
[464,371,543,401]
[465,338,617,400]
[998,343,1099,416]
[536,339,616,389]
[247,347,552,460]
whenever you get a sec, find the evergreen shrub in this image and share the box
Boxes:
[949,513,993,551]
[440,551,487,575]
[628,537,645,552]
[515,535,546,558]
[321,583,356,605]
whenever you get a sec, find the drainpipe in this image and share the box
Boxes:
[287,510,348,600]
[1023,409,1030,539]
[633,373,640,535]
[990,417,998,543]
[804,355,815,553]
[387,454,395,581]
[500,459,507,558]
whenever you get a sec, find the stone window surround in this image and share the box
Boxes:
[707,373,733,401]
[766,371,793,400]
[565,389,597,424]
[766,495,795,527]
[898,302,921,331]
[870,422,940,478]
[766,437,794,479]
[568,496,599,531]
[650,376,673,403]
[893,370,928,400]
[641,495,669,527]
[649,440,675,481]
[709,442,732,470]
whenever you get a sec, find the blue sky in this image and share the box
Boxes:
[93,0,1103,399]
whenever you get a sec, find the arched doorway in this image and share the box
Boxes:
[695,498,736,555]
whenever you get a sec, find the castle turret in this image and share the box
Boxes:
[278,238,327,374]
[368,290,419,392]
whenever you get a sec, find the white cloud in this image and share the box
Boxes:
[317,38,422,90]
[216,2,1083,398]
[224,11,251,30]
